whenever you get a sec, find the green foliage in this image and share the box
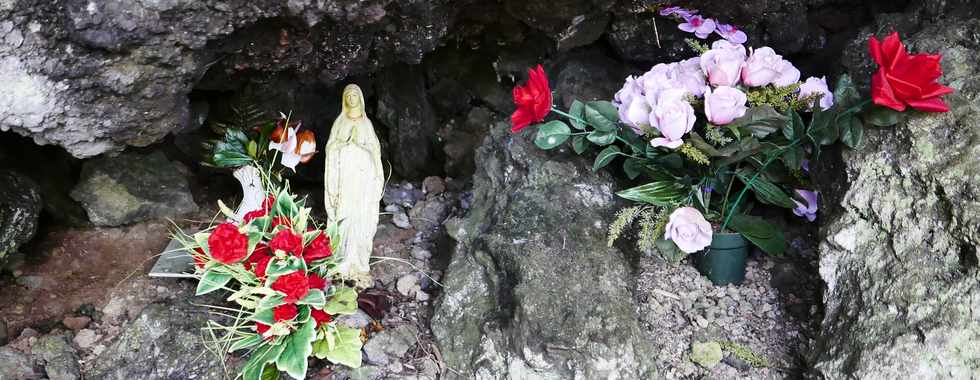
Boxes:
[276,319,317,379]
[685,38,710,54]
[205,101,268,169]
[737,172,796,209]
[608,206,643,247]
[745,84,801,112]
[593,146,622,172]
[728,214,786,255]
[616,181,688,206]
[323,287,359,315]
[316,326,363,368]
[679,143,710,165]
[196,268,232,295]
[705,126,733,146]
[533,120,571,149]
[718,341,770,368]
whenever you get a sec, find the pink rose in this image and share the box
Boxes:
[649,95,695,149]
[773,60,801,87]
[798,76,834,111]
[700,45,745,87]
[665,207,713,253]
[674,57,707,97]
[741,47,783,87]
[704,86,748,125]
[623,97,652,132]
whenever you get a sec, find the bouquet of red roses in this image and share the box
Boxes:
[174,184,363,380]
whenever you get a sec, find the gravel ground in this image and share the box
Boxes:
[635,252,817,379]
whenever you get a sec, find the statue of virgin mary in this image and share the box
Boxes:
[324,84,385,286]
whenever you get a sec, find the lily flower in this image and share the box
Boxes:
[269,122,316,171]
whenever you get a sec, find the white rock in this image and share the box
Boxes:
[73,329,100,349]
[396,274,419,297]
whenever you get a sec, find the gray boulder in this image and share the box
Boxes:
[0,346,39,380]
[431,124,656,379]
[813,14,980,379]
[33,333,81,380]
[0,0,467,158]
[87,294,232,379]
[70,151,198,226]
[0,170,41,264]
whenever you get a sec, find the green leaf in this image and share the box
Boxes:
[196,269,232,295]
[297,289,326,307]
[728,106,788,138]
[323,326,364,368]
[276,319,317,379]
[806,108,838,145]
[655,238,687,264]
[323,287,359,315]
[864,105,901,127]
[273,189,299,219]
[533,120,572,150]
[260,364,279,380]
[728,214,786,255]
[833,74,862,110]
[243,343,286,380]
[781,108,804,141]
[258,294,286,310]
[592,146,621,172]
[623,158,644,180]
[568,101,586,130]
[584,102,618,132]
[615,181,688,206]
[840,116,864,149]
[737,173,796,209]
[193,232,211,256]
[586,129,616,145]
[230,334,264,353]
[572,135,588,154]
[587,100,620,124]
[252,307,276,325]
[688,132,724,157]
[265,256,305,278]
[782,146,805,171]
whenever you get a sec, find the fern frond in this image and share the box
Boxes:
[607,206,643,247]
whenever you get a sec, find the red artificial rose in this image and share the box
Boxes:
[510,64,553,132]
[269,229,304,256]
[307,273,329,290]
[311,308,333,327]
[869,32,954,112]
[256,322,271,336]
[273,304,299,322]
[207,223,250,264]
[192,247,207,269]
[263,195,276,211]
[271,271,310,303]
[243,209,266,223]
[244,243,271,272]
[303,232,332,263]
[251,255,273,281]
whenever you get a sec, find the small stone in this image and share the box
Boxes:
[396,275,419,297]
[392,212,412,229]
[690,341,723,369]
[18,328,38,340]
[411,248,432,260]
[362,325,419,365]
[422,176,446,196]
[62,316,91,331]
[387,360,404,373]
[416,291,430,302]
[336,310,373,329]
[73,329,100,349]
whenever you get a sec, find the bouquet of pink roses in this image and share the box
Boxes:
[509,6,952,284]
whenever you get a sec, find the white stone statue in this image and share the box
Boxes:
[324,84,384,286]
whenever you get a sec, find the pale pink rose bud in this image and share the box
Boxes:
[741,47,783,87]
[674,57,707,97]
[704,86,748,125]
[700,47,745,87]
[665,207,713,253]
[649,98,695,149]
[773,60,801,87]
[798,76,834,111]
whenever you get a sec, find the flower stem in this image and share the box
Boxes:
[719,139,799,231]
[550,106,636,146]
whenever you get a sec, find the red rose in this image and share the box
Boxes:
[207,223,250,264]
[256,322,270,336]
[869,32,954,112]
[271,271,310,303]
[244,243,271,272]
[269,229,304,256]
[243,209,266,224]
[303,232,332,263]
[251,255,273,281]
[273,304,299,322]
[307,273,329,290]
[192,247,207,269]
[311,308,333,327]
[510,64,552,132]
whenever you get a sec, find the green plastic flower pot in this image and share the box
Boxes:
[694,233,749,286]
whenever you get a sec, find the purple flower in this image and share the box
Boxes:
[678,15,716,39]
[660,6,697,18]
[715,23,747,44]
[801,159,810,172]
[792,189,818,222]
[798,76,835,111]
